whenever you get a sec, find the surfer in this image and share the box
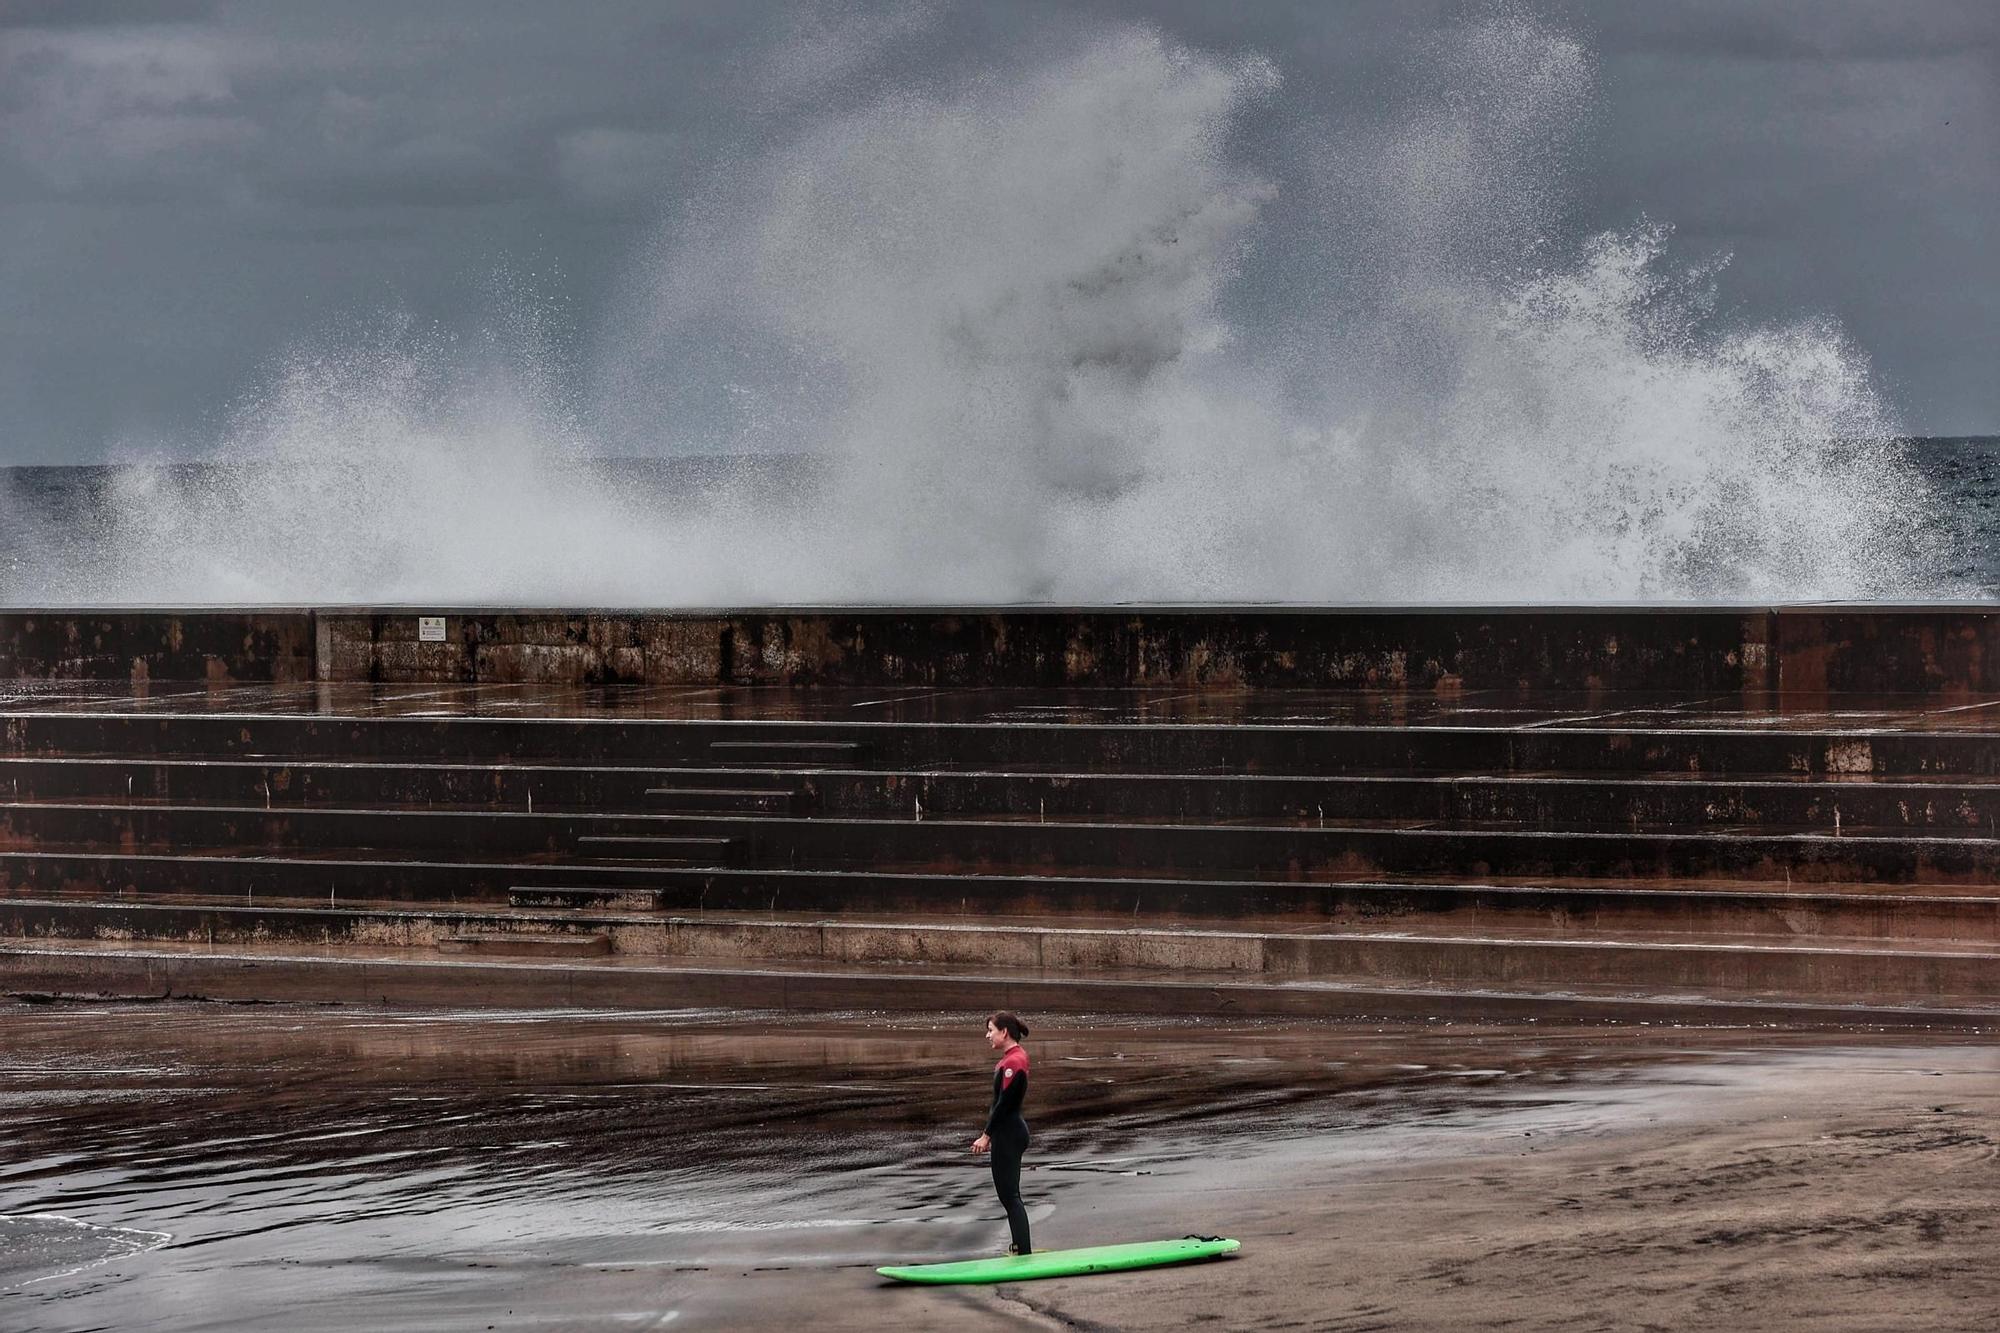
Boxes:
[971,1010,1032,1256]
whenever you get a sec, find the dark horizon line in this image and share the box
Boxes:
[3,434,1996,474]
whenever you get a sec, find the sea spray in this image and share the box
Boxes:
[720,29,1284,600]
[624,15,1945,601]
[17,13,1954,605]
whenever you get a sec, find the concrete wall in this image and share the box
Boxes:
[0,610,315,683]
[317,607,1771,691]
[1,606,1995,693]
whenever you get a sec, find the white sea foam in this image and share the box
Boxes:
[39,14,1952,604]
[0,1213,170,1289]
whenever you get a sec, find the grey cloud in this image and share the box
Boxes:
[1599,0,1998,63]
[266,133,535,209]
[748,0,945,110]
[554,127,689,209]
[0,0,1994,462]
[0,25,252,172]
[0,0,217,29]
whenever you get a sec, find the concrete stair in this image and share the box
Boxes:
[645,785,799,813]
[549,810,2000,883]
[6,799,1997,881]
[509,886,663,910]
[437,930,611,958]
[785,767,2000,829]
[3,686,1998,1017]
[7,709,1997,776]
[3,900,1995,1020]
[572,834,738,864]
[2,855,1994,941]
[15,935,1997,1029]
[708,739,866,766]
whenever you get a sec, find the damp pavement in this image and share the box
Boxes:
[0,1000,1990,1331]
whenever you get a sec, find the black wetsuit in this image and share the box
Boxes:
[986,1045,1032,1254]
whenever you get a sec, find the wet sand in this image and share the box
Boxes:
[1,999,1992,1331]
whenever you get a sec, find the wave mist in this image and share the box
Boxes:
[21,14,1954,605]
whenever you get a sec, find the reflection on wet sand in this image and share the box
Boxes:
[0,1002,1991,1330]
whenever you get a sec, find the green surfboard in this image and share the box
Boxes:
[878,1236,1240,1285]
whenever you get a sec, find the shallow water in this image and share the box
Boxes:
[0,1001,1982,1330]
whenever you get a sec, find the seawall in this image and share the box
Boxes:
[1,605,1997,694]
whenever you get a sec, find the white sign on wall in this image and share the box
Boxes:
[418,616,447,643]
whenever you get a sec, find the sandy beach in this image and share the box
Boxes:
[1005,1043,1999,1332]
[1,999,1991,1330]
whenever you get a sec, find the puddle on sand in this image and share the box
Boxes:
[0,1002,1978,1332]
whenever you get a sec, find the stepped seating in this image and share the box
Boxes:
[2,685,1998,1019]
[437,931,611,958]
[573,834,740,861]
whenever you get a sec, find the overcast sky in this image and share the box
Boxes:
[1,0,1994,463]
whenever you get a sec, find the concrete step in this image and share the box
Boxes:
[707,739,866,766]
[509,886,663,910]
[623,913,2000,1003]
[573,835,737,864]
[26,788,1994,883]
[0,756,672,809]
[437,931,611,958]
[645,786,799,813]
[588,811,2000,884]
[5,755,1999,832]
[794,768,2000,830]
[11,937,1998,1027]
[0,801,687,855]
[635,770,802,790]
[5,849,1996,941]
[0,846,733,901]
[32,791,1981,839]
[7,711,1997,778]
[6,900,1999,1008]
[630,867,2000,942]
[10,796,1996,881]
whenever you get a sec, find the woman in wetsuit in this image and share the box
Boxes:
[970,1010,1032,1256]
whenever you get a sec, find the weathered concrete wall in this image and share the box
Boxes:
[1773,609,2000,694]
[0,610,315,684]
[273,605,2000,693]
[1,606,1996,693]
[315,607,1772,691]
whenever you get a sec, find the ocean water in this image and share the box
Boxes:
[1922,436,2000,594]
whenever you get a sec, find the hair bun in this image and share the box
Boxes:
[988,1010,1030,1040]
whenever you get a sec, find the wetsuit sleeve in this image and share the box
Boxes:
[984,1066,1027,1136]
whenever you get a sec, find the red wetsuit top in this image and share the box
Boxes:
[985,1045,1030,1140]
